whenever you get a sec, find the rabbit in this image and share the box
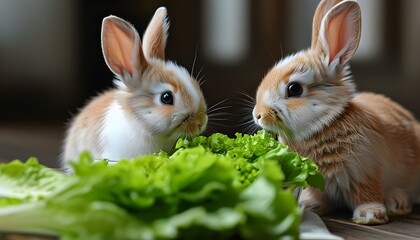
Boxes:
[252,0,420,225]
[62,7,208,166]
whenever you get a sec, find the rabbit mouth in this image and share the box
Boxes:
[256,110,293,139]
[177,114,207,135]
[256,108,283,128]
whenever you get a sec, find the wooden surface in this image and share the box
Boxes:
[1,123,420,239]
[322,205,420,239]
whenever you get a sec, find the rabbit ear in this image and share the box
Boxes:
[101,16,148,78]
[315,0,361,65]
[142,7,169,60]
[311,0,343,49]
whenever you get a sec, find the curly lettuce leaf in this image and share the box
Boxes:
[177,130,324,190]
[0,158,67,204]
[0,148,302,239]
[263,144,325,191]
[0,130,322,239]
[176,130,278,159]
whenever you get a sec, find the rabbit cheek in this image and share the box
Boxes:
[135,106,174,135]
[287,98,305,110]
[156,107,175,129]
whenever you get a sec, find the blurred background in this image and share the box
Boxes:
[0,0,419,167]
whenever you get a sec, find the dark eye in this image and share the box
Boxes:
[287,82,303,98]
[160,91,174,105]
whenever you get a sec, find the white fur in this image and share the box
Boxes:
[113,79,127,90]
[274,53,302,69]
[63,9,207,167]
[100,99,166,160]
[279,82,287,99]
[165,62,201,110]
[289,68,315,85]
[353,203,388,224]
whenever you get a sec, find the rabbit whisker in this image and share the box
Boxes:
[191,45,198,77]
[207,112,233,118]
[207,98,230,111]
[207,106,232,115]
[236,89,256,101]
[198,73,208,86]
[196,65,206,82]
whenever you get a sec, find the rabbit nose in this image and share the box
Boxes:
[256,114,262,120]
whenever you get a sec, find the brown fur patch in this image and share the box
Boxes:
[287,92,420,217]
[258,66,294,95]
[287,98,306,110]
[64,90,116,160]
[352,169,383,205]
[288,102,378,171]
[81,90,115,122]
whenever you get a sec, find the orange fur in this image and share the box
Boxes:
[287,98,306,110]
[290,93,420,224]
[253,0,420,225]
[257,68,287,97]
[63,90,116,161]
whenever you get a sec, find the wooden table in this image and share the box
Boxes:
[1,208,419,240]
[323,205,420,239]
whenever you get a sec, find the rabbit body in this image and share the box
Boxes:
[253,0,420,224]
[291,91,420,225]
[63,8,207,164]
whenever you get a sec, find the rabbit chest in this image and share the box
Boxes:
[284,102,383,201]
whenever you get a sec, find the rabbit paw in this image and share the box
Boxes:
[353,203,388,225]
[385,190,412,216]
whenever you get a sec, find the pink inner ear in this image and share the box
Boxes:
[326,8,352,63]
[104,21,136,75]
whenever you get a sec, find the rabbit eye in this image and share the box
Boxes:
[160,91,174,105]
[287,82,303,98]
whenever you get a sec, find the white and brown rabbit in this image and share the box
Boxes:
[62,7,207,165]
[253,0,420,225]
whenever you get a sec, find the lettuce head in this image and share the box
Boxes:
[0,130,323,239]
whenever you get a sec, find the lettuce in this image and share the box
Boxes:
[176,130,324,190]
[0,130,323,239]
[0,158,68,205]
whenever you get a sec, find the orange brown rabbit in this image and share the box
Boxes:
[253,0,420,225]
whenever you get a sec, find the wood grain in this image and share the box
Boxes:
[323,205,420,239]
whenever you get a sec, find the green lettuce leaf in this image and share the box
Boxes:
[177,130,324,191]
[263,144,325,191]
[0,158,68,205]
[0,130,323,239]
